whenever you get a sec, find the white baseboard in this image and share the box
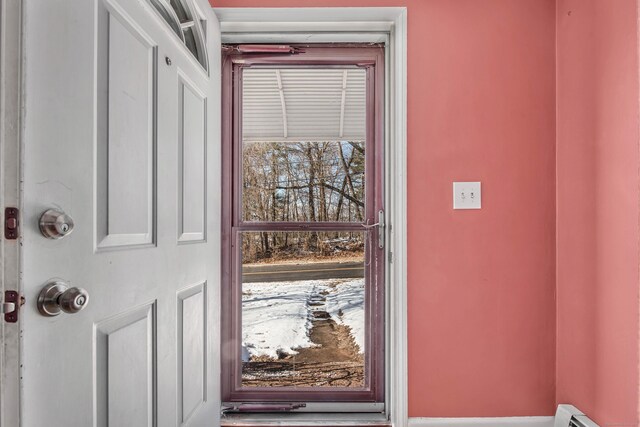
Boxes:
[409,416,555,427]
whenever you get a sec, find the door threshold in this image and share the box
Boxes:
[221,412,390,426]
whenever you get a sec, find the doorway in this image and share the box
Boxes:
[221,45,385,413]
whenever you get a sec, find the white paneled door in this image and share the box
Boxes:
[20,0,220,426]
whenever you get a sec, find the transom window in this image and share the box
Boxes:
[146,0,208,70]
[221,45,385,412]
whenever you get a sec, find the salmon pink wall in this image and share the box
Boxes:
[556,1,640,426]
[213,0,557,417]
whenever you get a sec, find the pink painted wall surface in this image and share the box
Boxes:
[556,1,640,426]
[213,0,557,417]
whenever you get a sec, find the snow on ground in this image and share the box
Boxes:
[242,278,364,361]
[242,281,318,360]
[324,278,365,351]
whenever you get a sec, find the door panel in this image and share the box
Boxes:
[178,77,207,243]
[97,1,158,249]
[178,282,207,423]
[21,0,221,425]
[95,303,156,427]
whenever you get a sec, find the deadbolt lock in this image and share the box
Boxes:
[39,209,74,239]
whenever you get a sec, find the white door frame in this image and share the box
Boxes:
[0,0,23,425]
[214,7,408,427]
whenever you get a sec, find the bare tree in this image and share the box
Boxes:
[241,140,366,263]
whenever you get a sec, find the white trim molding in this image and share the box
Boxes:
[214,7,408,427]
[409,417,555,427]
[0,0,22,426]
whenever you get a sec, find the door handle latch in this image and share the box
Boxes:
[378,209,385,249]
[1,302,14,313]
[37,280,89,317]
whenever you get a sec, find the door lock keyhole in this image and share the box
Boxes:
[37,280,89,317]
[39,209,74,239]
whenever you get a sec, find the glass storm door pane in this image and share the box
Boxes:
[241,68,367,223]
[240,231,366,388]
[222,46,384,406]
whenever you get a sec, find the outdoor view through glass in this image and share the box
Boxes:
[240,67,368,388]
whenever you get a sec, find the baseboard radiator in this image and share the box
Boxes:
[555,405,599,427]
[570,417,599,427]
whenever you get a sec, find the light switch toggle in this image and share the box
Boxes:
[453,182,481,209]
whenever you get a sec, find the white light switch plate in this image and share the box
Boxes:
[453,182,481,209]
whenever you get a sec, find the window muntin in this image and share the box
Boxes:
[147,0,184,41]
[222,46,385,408]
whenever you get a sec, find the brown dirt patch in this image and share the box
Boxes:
[242,315,364,388]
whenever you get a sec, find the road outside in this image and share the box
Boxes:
[242,261,364,283]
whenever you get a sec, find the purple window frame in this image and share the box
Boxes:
[221,45,385,404]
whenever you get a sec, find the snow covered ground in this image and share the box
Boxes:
[324,279,365,351]
[242,278,365,361]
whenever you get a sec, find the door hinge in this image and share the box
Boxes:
[4,207,19,239]
[2,290,25,323]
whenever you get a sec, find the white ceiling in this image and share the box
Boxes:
[242,67,366,143]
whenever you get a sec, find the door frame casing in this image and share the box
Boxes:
[0,0,23,425]
[214,7,408,427]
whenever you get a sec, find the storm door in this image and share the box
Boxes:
[222,45,385,412]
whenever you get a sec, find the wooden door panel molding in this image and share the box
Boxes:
[178,282,208,424]
[94,301,157,427]
[95,0,158,250]
[178,73,207,244]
